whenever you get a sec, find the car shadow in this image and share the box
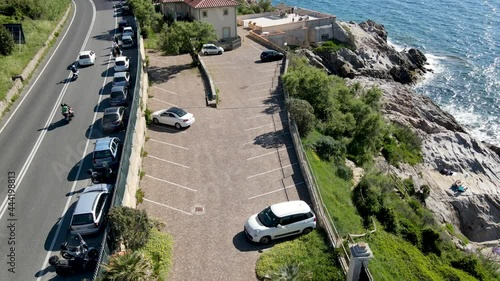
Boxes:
[42,202,76,252]
[85,120,107,140]
[232,232,283,252]
[99,82,113,95]
[67,153,93,181]
[147,123,187,134]
[38,119,69,132]
[94,98,110,112]
[101,67,114,77]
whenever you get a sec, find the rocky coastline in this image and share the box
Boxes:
[306,20,500,251]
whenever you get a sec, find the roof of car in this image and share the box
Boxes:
[114,71,128,78]
[94,137,118,151]
[122,35,133,41]
[123,27,133,31]
[270,200,311,217]
[111,85,125,92]
[79,50,93,55]
[203,43,216,47]
[73,184,110,215]
[104,107,122,114]
[115,56,127,62]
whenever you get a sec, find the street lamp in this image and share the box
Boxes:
[284,42,288,54]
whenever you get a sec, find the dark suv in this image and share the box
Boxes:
[260,50,284,62]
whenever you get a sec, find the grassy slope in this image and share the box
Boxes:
[0,18,63,101]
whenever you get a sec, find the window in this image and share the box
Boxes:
[94,194,108,215]
[202,11,207,17]
[279,216,292,226]
[223,9,228,15]
[291,213,308,223]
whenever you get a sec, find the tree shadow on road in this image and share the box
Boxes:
[252,130,288,149]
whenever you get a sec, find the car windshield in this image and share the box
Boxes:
[114,77,126,83]
[116,61,125,66]
[110,91,123,99]
[72,213,94,225]
[169,107,187,117]
[94,150,112,159]
[257,207,279,227]
[103,114,119,122]
[80,55,89,59]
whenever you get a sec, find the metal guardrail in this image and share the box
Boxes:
[92,21,143,281]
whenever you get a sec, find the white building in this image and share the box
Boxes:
[160,0,239,40]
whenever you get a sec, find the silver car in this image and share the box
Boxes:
[112,71,130,88]
[69,184,112,235]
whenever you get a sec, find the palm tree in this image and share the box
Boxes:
[101,251,152,281]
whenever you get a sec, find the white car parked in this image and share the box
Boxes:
[152,107,195,129]
[114,56,129,72]
[201,43,224,55]
[78,50,96,66]
[244,200,316,244]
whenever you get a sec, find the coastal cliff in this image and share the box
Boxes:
[308,20,500,245]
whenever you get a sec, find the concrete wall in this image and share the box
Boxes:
[266,28,309,48]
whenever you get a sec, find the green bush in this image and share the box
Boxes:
[399,220,421,246]
[421,228,441,256]
[335,163,353,181]
[314,39,353,53]
[377,206,398,233]
[141,228,173,281]
[286,98,316,136]
[0,26,15,56]
[314,135,345,162]
[450,255,485,280]
[255,230,343,280]
[403,178,416,196]
[108,206,153,251]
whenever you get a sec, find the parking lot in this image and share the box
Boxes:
[140,31,310,280]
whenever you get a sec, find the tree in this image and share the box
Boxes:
[314,135,345,163]
[107,206,153,251]
[159,21,217,56]
[101,251,153,281]
[285,98,315,136]
[0,26,15,56]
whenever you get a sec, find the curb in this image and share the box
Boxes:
[0,3,72,117]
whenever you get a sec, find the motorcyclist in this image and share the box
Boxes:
[61,103,73,120]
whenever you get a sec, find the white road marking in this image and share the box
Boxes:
[37,1,102,279]
[245,88,270,94]
[148,155,190,168]
[249,42,262,51]
[144,198,193,215]
[246,110,283,119]
[145,175,197,192]
[247,163,297,179]
[245,81,272,87]
[248,182,305,200]
[149,138,189,150]
[244,123,274,131]
[152,97,177,107]
[247,146,293,160]
[153,86,178,95]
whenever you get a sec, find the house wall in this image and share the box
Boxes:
[264,28,309,48]
[196,6,237,39]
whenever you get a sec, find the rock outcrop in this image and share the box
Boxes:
[348,77,500,243]
[323,20,430,84]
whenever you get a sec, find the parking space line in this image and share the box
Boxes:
[249,42,262,51]
[149,138,189,150]
[247,146,293,160]
[246,110,283,119]
[247,163,297,179]
[152,97,178,107]
[246,81,273,87]
[258,68,277,73]
[145,175,197,192]
[148,155,190,168]
[242,131,290,145]
[244,123,274,131]
[248,182,305,200]
[246,88,270,95]
[153,86,178,95]
[144,198,193,215]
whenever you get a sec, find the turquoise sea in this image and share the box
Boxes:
[274,0,500,146]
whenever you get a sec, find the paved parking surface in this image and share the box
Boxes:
[140,29,309,280]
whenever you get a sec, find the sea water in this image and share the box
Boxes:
[274,0,500,145]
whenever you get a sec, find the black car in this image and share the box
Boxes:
[260,50,284,62]
[118,20,130,32]
[121,5,131,15]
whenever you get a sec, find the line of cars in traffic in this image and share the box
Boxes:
[67,10,136,238]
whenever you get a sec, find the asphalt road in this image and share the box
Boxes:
[0,0,123,280]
